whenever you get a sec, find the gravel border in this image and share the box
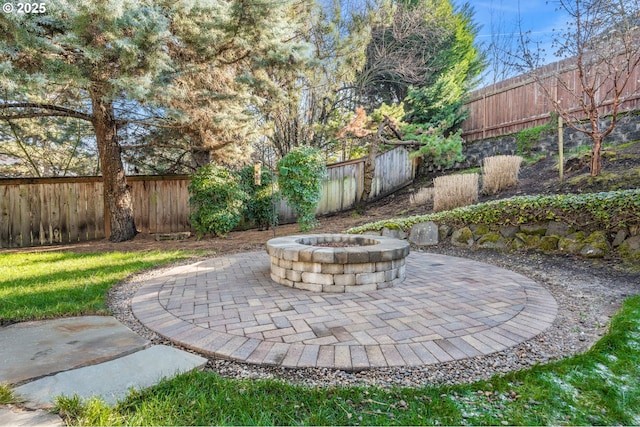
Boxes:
[107,245,640,388]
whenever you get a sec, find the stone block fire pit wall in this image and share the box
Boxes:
[266,234,410,293]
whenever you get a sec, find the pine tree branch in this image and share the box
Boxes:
[2,119,41,177]
[0,103,92,122]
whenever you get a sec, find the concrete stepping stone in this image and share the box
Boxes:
[15,345,208,408]
[0,316,149,385]
[0,407,63,427]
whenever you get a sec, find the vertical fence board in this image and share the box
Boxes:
[277,198,297,224]
[175,180,184,232]
[85,183,94,241]
[341,164,358,211]
[149,182,164,231]
[68,183,79,243]
[8,186,19,247]
[18,185,30,247]
[0,186,10,248]
[60,183,70,243]
[168,180,176,232]
[159,180,170,232]
[132,180,148,233]
[50,183,61,244]
[8,187,15,246]
[141,180,151,234]
[178,179,190,230]
[76,182,84,241]
[370,147,413,200]
[39,183,51,244]
[163,181,171,232]
[28,183,41,246]
[148,181,158,233]
[84,182,96,240]
[155,180,163,232]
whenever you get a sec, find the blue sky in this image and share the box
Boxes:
[455,0,571,84]
[464,0,567,42]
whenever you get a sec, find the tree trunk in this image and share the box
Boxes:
[590,136,603,177]
[355,117,397,214]
[91,93,137,242]
[356,135,380,214]
[191,148,211,169]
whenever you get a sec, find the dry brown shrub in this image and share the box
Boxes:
[433,173,479,212]
[410,187,434,206]
[482,155,523,195]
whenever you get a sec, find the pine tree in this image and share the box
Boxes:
[357,0,485,123]
[264,0,371,157]
[0,0,308,241]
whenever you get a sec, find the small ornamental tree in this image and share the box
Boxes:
[338,104,464,213]
[516,0,640,176]
[277,146,327,231]
[188,165,248,238]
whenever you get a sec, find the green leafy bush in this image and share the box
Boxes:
[188,165,248,238]
[277,146,327,231]
[239,166,279,230]
[515,123,553,157]
[347,189,640,234]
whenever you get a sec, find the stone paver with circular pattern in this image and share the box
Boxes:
[132,251,557,370]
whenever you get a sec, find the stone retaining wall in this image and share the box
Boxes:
[418,113,640,176]
[368,221,640,261]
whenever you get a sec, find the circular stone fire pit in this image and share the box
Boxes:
[266,234,410,293]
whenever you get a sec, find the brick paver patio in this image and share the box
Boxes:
[132,251,557,370]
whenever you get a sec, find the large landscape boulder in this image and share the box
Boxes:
[546,221,570,237]
[580,231,610,258]
[408,222,439,246]
[381,226,407,240]
[612,229,629,247]
[451,227,474,247]
[558,232,586,255]
[477,233,507,249]
[520,223,548,236]
[618,235,640,260]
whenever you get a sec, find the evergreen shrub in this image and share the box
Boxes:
[277,146,327,231]
[239,166,279,230]
[188,165,248,238]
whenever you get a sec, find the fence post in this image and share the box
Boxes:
[558,115,564,183]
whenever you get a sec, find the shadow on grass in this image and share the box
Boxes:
[0,251,192,323]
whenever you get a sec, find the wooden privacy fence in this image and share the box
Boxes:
[0,147,415,248]
[462,56,640,141]
[278,146,415,223]
[0,175,191,248]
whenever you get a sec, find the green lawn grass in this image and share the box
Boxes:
[0,383,15,405]
[0,251,194,323]
[56,296,640,426]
